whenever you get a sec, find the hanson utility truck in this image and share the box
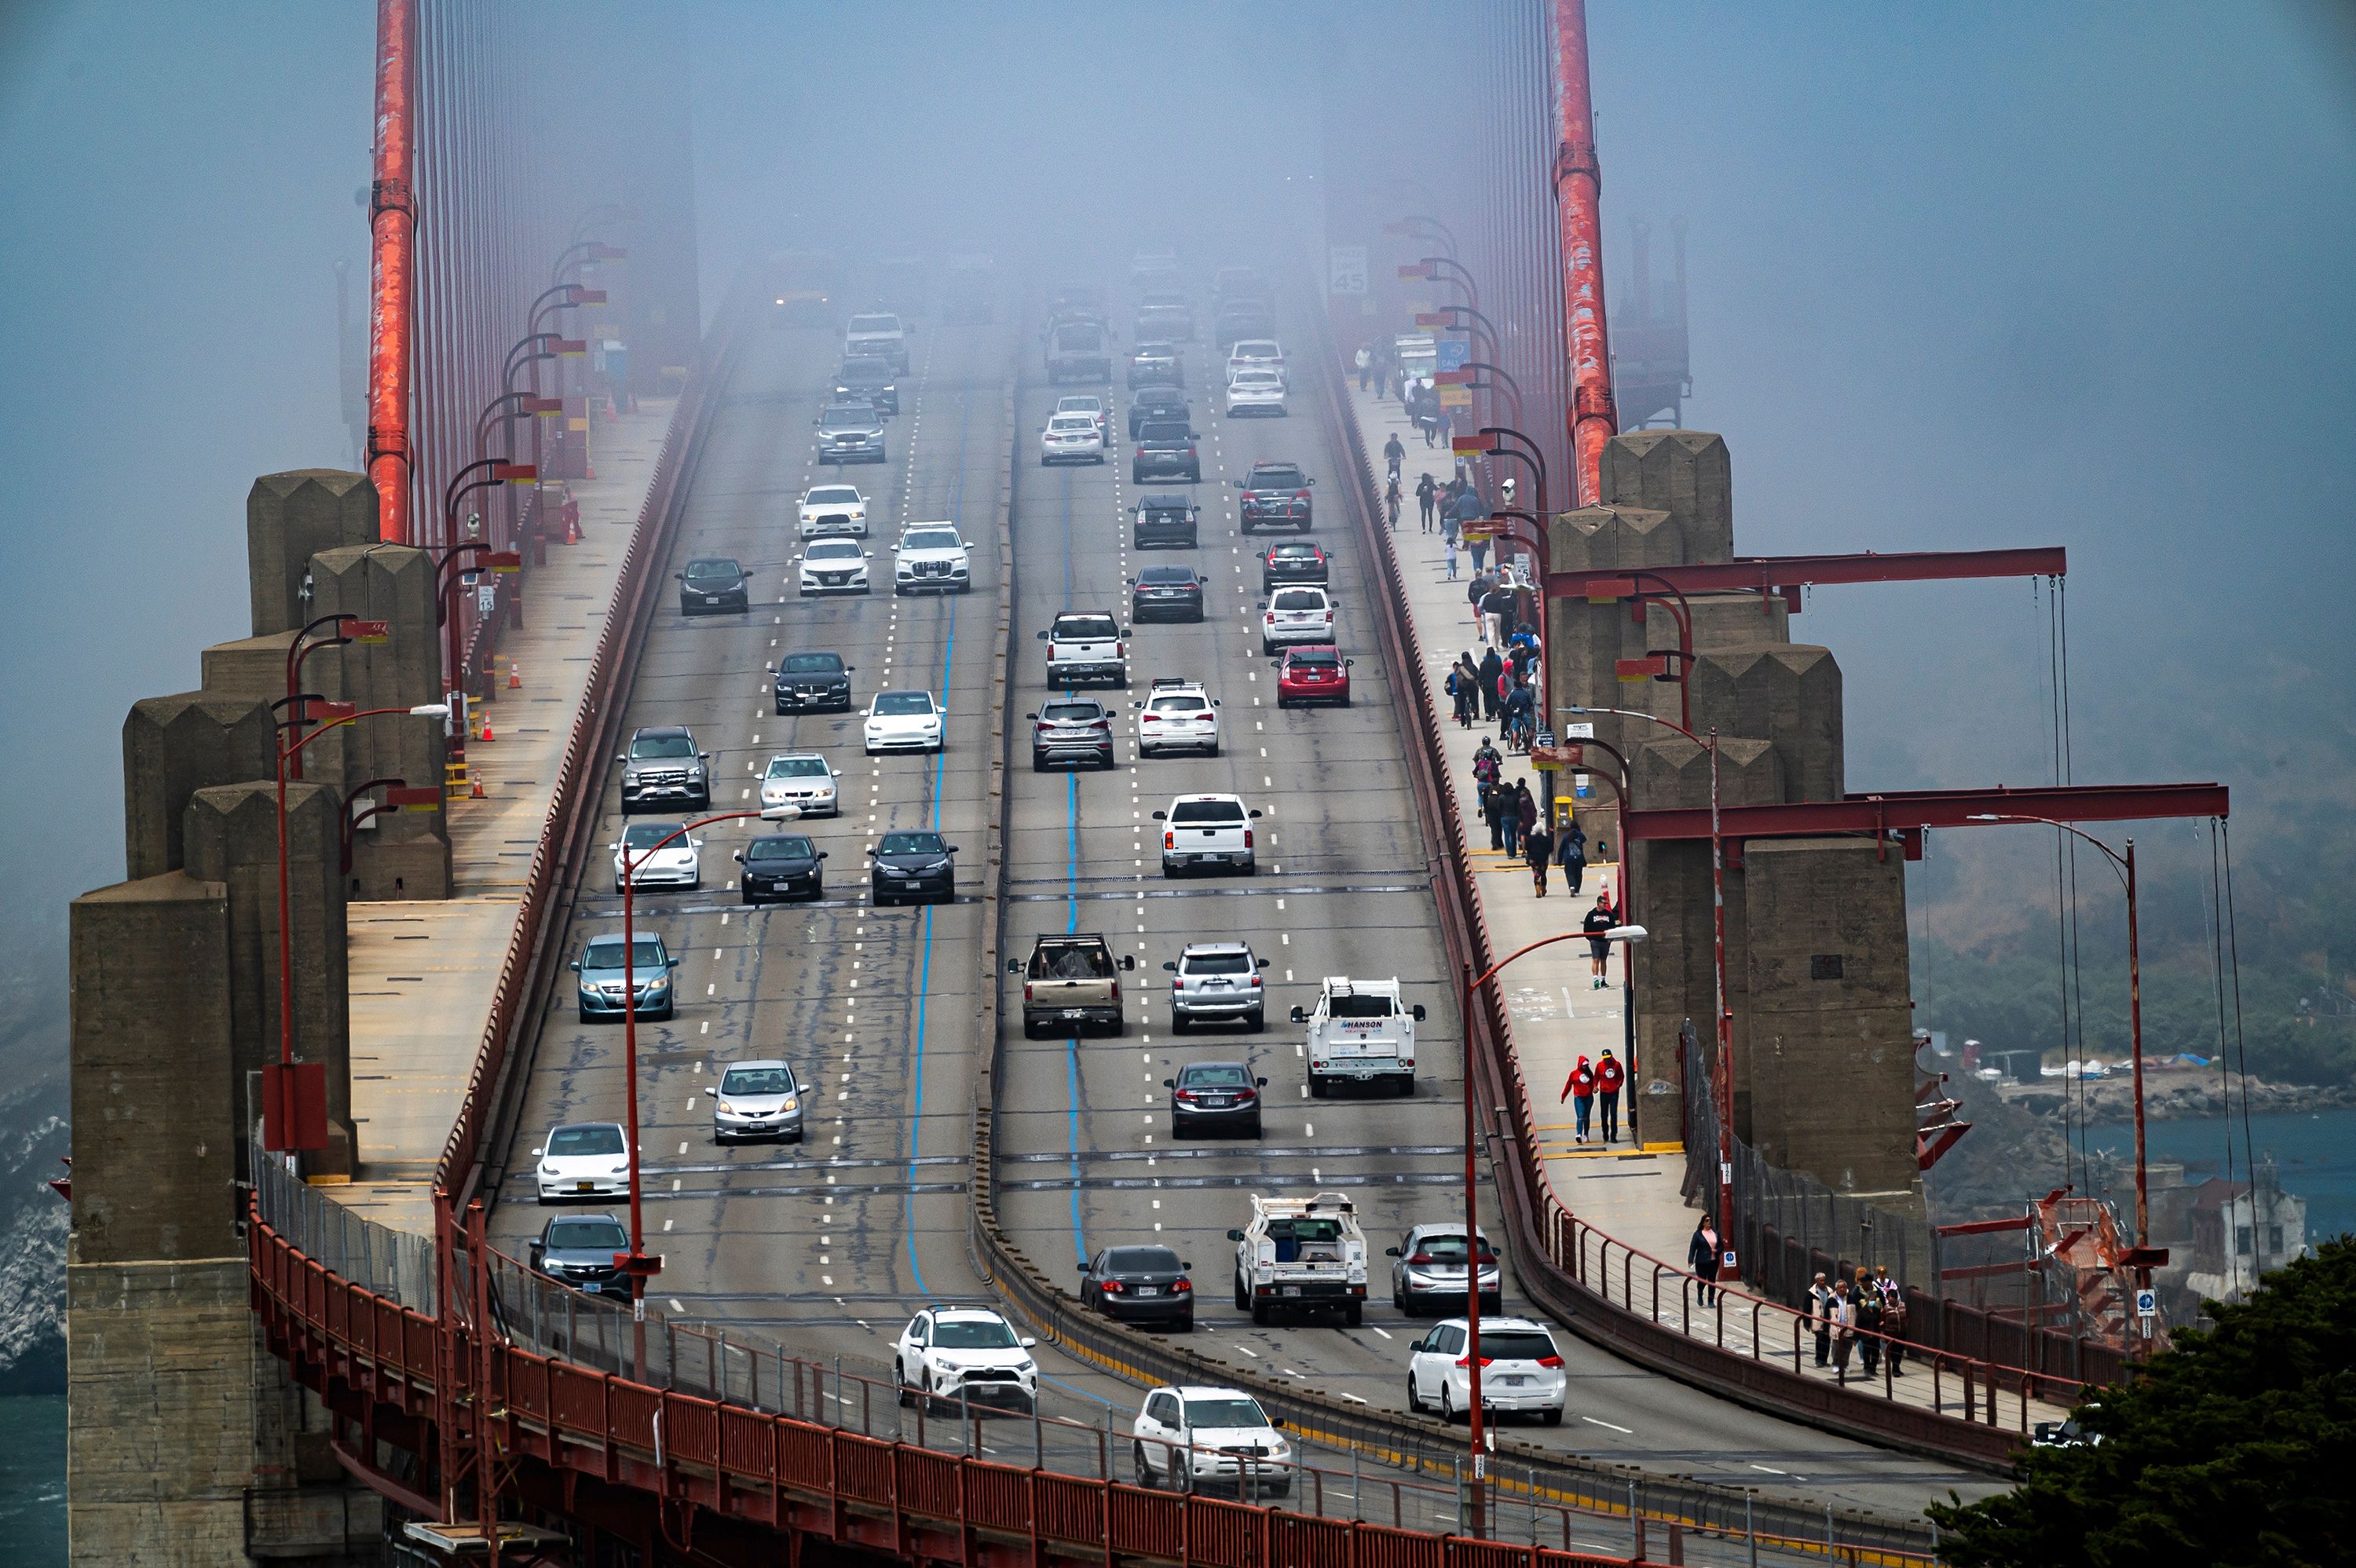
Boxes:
[1228,1192,1370,1325]
[1291,977,1425,1097]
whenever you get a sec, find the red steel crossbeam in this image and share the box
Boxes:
[1549,546,2069,611]
[1624,782,2228,846]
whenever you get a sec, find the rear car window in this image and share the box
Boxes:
[1140,422,1193,441]
[1056,616,1119,639]
[1186,952,1253,975]
[1480,1331,1559,1362]
[1171,799,1244,824]
[1272,590,1324,612]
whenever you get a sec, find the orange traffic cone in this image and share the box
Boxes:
[479,715,496,743]
[469,773,487,799]
[507,660,522,690]
[565,506,582,544]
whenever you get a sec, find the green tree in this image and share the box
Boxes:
[1930,1237,2355,1566]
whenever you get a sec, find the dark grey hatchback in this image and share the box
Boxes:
[773,649,854,714]
[1079,1244,1195,1329]
[1165,1061,1266,1138]
[737,834,826,905]
[677,557,750,615]
[869,830,957,906]
[529,1212,629,1297]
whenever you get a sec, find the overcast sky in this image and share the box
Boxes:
[0,1,2347,1011]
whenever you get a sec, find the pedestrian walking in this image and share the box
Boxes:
[1808,1273,1835,1366]
[1560,821,1588,897]
[1525,820,1553,897]
[1444,533,1458,579]
[1481,781,1509,853]
[1416,473,1438,532]
[1688,1219,1723,1307]
[1469,535,1489,576]
[1560,1054,1598,1145]
[1829,1281,1857,1381]
[1581,894,1617,989]
[1472,736,1503,795]
[1476,648,1504,719]
[1512,782,1538,858]
[1357,343,1374,392]
[1874,1266,1908,1376]
[1385,475,1403,532]
[1498,788,1524,858]
[1478,583,1514,649]
[1853,1266,1884,1378]
[1594,1046,1625,1142]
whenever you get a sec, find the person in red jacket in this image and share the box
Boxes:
[1593,1047,1626,1145]
[1559,1054,1598,1145]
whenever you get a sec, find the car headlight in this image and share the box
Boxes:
[716,1100,734,1114]
[608,1164,627,1175]
[540,1162,556,1175]
[781,1095,798,1110]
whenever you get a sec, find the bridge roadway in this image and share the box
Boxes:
[482,283,1983,1525]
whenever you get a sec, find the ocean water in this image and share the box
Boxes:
[0,1394,64,1565]
[2086,1107,2356,1248]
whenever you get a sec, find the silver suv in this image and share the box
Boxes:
[618,726,710,816]
[1165,942,1269,1032]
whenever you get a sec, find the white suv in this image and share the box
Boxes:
[1224,338,1286,386]
[1260,585,1333,654]
[1135,678,1219,756]
[844,312,909,372]
[1405,1317,1568,1425]
[1153,792,1261,877]
[797,483,869,539]
[1132,1386,1292,1498]
[893,522,971,594]
[894,1307,1039,1411]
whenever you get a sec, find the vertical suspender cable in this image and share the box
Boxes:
[2206,819,2238,1294]
[2222,817,2255,1294]
[366,0,419,543]
[1550,0,1615,506]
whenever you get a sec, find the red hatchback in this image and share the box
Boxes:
[1274,645,1352,707]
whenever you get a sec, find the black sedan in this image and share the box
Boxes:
[1165,1061,1265,1139]
[529,1212,630,1297]
[1079,1245,1195,1329]
[677,557,751,615]
[1130,565,1206,623]
[1128,386,1190,439]
[737,834,826,905]
[869,830,957,907]
[1260,541,1329,593]
[774,650,854,714]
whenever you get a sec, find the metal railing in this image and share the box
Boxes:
[254,1157,437,1310]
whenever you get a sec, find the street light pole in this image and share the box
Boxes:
[1566,704,1735,1270]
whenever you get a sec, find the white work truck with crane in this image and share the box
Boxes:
[1290,976,1426,1097]
[1227,1192,1370,1325]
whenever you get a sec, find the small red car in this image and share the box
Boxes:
[1274,645,1352,707]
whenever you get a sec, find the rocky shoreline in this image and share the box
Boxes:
[1997,1067,2356,1123]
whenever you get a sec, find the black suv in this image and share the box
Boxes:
[1236,462,1315,533]
[832,355,900,415]
[1132,420,1201,484]
[1128,386,1190,438]
[773,650,854,713]
[1131,565,1206,623]
[869,830,957,906]
[1260,540,1330,591]
[1132,495,1199,550]
[736,833,826,904]
[1027,697,1115,770]
[676,557,749,615]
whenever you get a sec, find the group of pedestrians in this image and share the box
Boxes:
[1557,1044,1628,1146]
[1806,1266,1910,1383]
[1354,341,1407,400]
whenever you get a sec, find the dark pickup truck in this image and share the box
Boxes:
[1235,461,1315,533]
[1132,420,1202,484]
[1132,494,1200,549]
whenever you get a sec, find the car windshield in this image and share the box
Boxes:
[1149,696,1207,713]
[1171,799,1243,824]
[1181,1064,1252,1087]
[1480,1331,1559,1362]
[1049,416,1096,433]
[932,1318,1019,1350]
[1251,466,1305,488]
[848,315,899,333]
[820,407,873,429]
[873,692,935,716]
[620,823,684,850]
[1290,649,1339,667]
[1107,1247,1183,1273]
[1330,992,1396,1018]
[781,653,843,674]
[544,1218,627,1249]
[766,756,828,777]
[807,487,861,506]
[1057,616,1118,639]
[903,530,960,550]
[1140,568,1194,584]
[1186,952,1253,975]
[1272,590,1323,612]
[583,937,665,970]
[1183,1396,1268,1430]
[880,832,946,855]
[1042,702,1101,722]
[809,540,861,559]
[745,838,814,862]
[630,734,694,758]
[719,1066,793,1095]
[547,1125,625,1157]
[685,559,738,579]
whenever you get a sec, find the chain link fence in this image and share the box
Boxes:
[253,1158,437,1311]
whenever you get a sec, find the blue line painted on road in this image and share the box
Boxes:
[902,379,973,1297]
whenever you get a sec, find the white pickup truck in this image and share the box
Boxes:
[1227,1192,1370,1325]
[1290,977,1426,1097]
[844,312,910,373]
[1037,611,1129,688]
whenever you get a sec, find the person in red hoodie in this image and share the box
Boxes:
[1559,1054,1598,1145]
[1593,1047,1626,1145]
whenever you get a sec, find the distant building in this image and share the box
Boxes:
[2178,1159,2307,1310]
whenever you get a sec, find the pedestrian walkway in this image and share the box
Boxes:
[1336,379,2065,1425]
[338,400,677,1237]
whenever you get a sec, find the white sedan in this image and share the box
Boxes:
[894,1307,1039,1410]
[533,1121,632,1204]
[863,689,944,755]
[1405,1317,1568,1424]
[1132,1385,1293,1497]
[796,538,871,595]
[612,821,700,893]
[1223,367,1286,418]
[1136,678,1220,757]
[759,753,840,818]
[797,483,869,538]
[1041,412,1107,465]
